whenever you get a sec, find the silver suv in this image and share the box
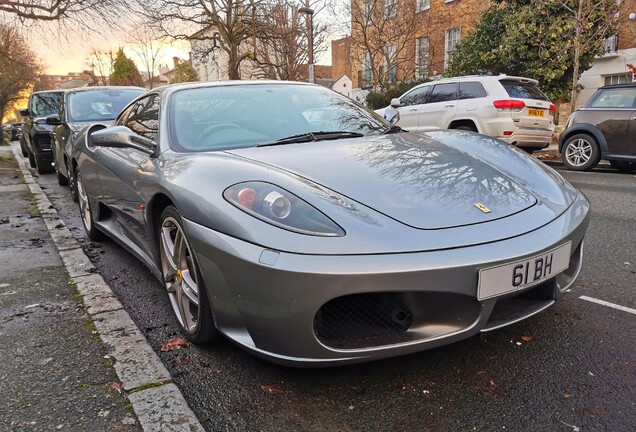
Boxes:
[375,75,555,152]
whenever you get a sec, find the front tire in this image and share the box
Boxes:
[27,150,36,168]
[610,160,636,173]
[159,205,218,344]
[55,162,68,185]
[562,134,600,171]
[76,169,103,240]
[67,162,78,202]
[35,155,54,174]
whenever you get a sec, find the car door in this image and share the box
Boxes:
[95,94,160,256]
[396,85,430,130]
[417,82,459,130]
[585,87,636,155]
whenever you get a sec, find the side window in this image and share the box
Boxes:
[588,88,636,109]
[458,82,487,100]
[427,83,457,103]
[116,104,135,126]
[401,86,429,106]
[125,95,160,141]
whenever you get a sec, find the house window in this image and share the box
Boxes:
[363,1,373,24]
[416,0,430,12]
[385,44,397,83]
[362,50,372,89]
[415,36,429,79]
[385,0,397,19]
[445,27,461,68]
[604,35,618,54]
[603,73,632,86]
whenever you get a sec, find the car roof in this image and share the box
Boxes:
[65,86,146,94]
[155,80,315,96]
[598,83,636,90]
[31,90,64,95]
[410,74,539,88]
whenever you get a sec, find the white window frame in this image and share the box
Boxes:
[416,0,430,12]
[384,0,397,19]
[415,36,429,79]
[445,27,461,68]
[385,44,397,83]
[603,73,632,86]
[362,1,373,25]
[362,50,373,89]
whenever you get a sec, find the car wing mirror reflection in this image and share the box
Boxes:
[384,106,400,126]
[90,126,156,156]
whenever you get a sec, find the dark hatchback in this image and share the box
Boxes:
[47,86,145,199]
[20,90,64,174]
[559,83,636,172]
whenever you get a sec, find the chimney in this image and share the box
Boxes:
[173,57,180,68]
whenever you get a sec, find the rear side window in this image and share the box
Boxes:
[500,80,550,101]
[125,95,160,141]
[401,86,429,106]
[428,83,457,103]
[587,88,636,108]
[458,82,487,99]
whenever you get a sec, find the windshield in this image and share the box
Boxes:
[67,89,145,122]
[31,92,63,117]
[170,84,388,151]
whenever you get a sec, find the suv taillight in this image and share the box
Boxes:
[493,100,525,112]
[549,104,556,115]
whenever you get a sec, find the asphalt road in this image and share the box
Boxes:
[30,159,635,432]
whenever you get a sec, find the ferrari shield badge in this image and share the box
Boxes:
[474,203,491,213]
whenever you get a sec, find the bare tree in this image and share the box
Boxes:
[129,25,167,89]
[84,48,116,86]
[345,0,419,89]
[143,0,263,80]
[0,24,42,125]
[250,0,327,81]
[536,0,620,113]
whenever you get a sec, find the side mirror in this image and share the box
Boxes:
[390,98,401,108]
[20,108,29,117]
[383,107,400,126]
[90,126,156,156]
[45,114,61,126]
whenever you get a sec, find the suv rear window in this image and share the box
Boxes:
[31,92,63,117]
[500,80,550,101]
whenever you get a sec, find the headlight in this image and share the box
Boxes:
[224,181,345,237]
[32,123,51,132]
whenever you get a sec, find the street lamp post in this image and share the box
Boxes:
[299,6,315,84]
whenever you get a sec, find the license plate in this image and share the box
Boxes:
[478,242,571,300]
[528,109,545,117]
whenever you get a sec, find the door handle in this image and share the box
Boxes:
[409,108,418,112]
[444,104,455,108]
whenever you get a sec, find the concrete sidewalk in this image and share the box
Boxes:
[0,144,204,432]
[0,146,141,430]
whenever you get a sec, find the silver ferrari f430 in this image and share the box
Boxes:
[71,81,589,366]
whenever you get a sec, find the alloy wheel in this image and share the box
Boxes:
[76,171,92,231]
[565,138,593,167]
[160,217,200,333]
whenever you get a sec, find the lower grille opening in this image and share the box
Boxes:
[314,292,480,350]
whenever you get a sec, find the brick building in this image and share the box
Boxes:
[34,71,106,91]
[331,36,352,80]
[350,0,489,91]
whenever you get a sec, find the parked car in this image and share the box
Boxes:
[20,90,64,174]
[375,75,556,153]
[48,86,145,200]
[70,81,588,366]
[10,123,23,141]
[559,83,636,172]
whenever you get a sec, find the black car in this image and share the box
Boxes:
[10,123,23,141]
[20,90,64,174]
[559,84,636,172]
[47,86,145,199]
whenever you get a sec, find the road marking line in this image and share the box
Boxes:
[579,296,636,316]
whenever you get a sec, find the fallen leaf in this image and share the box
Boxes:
[564,394,572,398]
[110,381,125,393]
[260,384,286,394]
[172,358,191,367]
[161,337,188,352]
[521,336,532,342]
[477,370,486,375]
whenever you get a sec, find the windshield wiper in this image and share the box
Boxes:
[256,131,364,147]
[382,125,404,134]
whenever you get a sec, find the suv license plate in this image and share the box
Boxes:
[478,242,571,300]
[528,109,545,117]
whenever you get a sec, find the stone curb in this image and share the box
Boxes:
[9,143,204,432]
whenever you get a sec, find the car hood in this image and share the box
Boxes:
[227,132,545,230]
